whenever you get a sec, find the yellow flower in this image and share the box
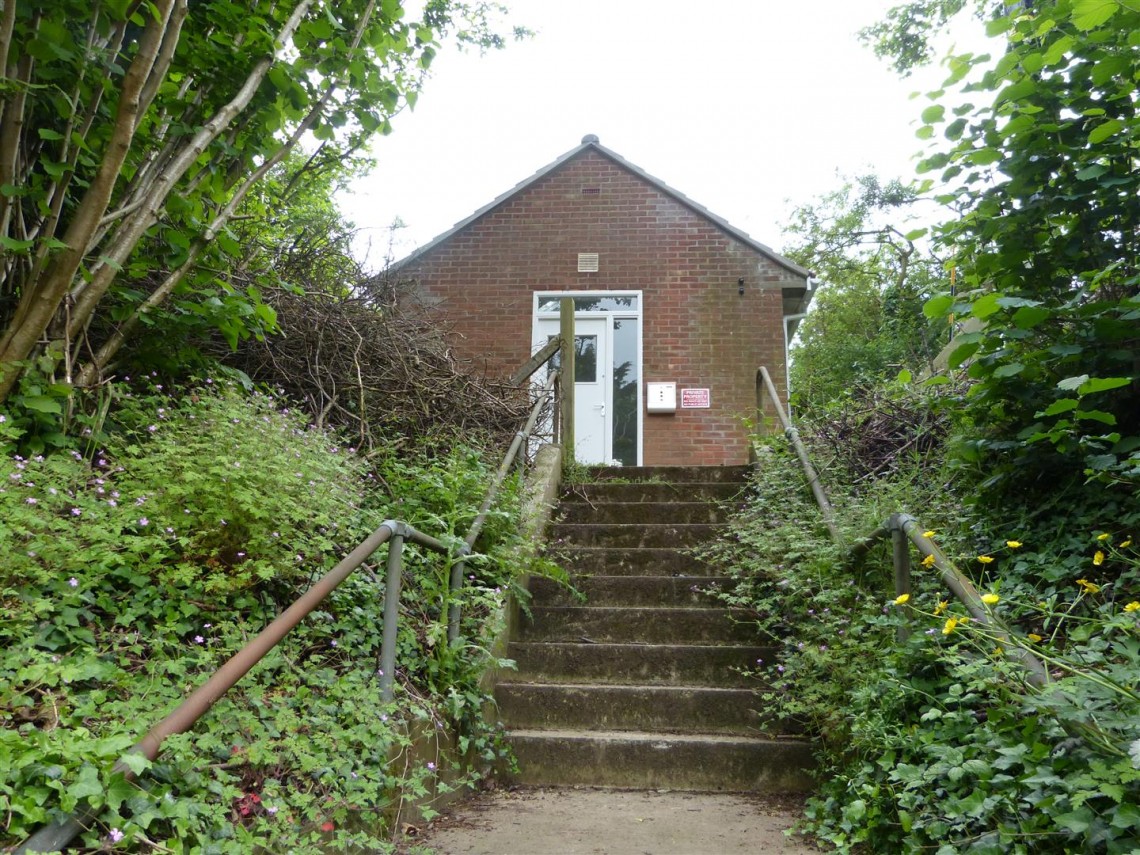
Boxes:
[934,600,949,616]
[1006,540,1022,549]
[978,555,995,564]
[1121,538,1133,548]
[1076,578,1101,594]
[1093,550,1105,566]
[921,553,936,568]
[981,593,1000,605]
[1125,602,1140,613]
[894,593,911,605]
[923,530,936,539]
[1097,533,1110,541]
[1027,633,1044,643]
[942,617,959,635]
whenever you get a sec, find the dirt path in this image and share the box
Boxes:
[399,787,820,854]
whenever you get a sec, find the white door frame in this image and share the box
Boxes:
[532,291,643,466]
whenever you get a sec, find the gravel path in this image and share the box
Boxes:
[398,786,820,854]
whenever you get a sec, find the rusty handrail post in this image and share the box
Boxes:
[448,372,557,643]
[755,366,841,544]
[379,526,406,702]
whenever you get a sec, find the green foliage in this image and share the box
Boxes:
[706,433,1140,853]
[783,175,950,410]
[0,381,526,850]
[913,0,1140,488]
[0,0,523,403]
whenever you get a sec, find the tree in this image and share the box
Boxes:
[783,175,948,409]
[908,0,1140,488]
[0,0,518,409]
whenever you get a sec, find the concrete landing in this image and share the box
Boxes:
[400,786,819,854]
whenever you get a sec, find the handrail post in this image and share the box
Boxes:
[379,526,406,703]
[756,366,842,545]
[891,516,912,642]
[559,297,575,472]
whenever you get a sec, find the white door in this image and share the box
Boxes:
[538,317,609,464]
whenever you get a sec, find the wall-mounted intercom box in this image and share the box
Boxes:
[646,382,677,413]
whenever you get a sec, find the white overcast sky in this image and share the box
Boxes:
[341,0,990,270]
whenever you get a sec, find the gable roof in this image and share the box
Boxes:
[390,135,811,281]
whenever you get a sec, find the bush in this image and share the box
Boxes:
[0,381,524,851]
[704,432,1140,853]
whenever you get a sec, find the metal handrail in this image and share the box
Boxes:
[755,367,841,543]
[753,366,1049,689]
[18,519,449,853]
[19,351,567,853]
[447,368,559,642]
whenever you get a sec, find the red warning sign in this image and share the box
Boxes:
[680,388,710,409]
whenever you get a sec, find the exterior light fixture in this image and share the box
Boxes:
[738,277,745,296]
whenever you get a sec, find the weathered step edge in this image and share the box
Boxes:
[493,682,796,736]
[503,729,815,792]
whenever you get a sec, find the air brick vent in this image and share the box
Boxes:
[577,253,600,273]
[581,187,601,196]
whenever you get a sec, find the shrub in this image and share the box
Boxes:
[0,381,523,851]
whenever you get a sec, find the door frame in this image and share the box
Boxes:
[532,291,643,466]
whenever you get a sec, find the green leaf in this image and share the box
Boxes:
[1087,118,1124,144]
[1078,376,1131,395]
[1071,0,1119,30]
[1011,306,1051,329]
[0,235,35,251]
[949,342,980,369]
[971,293,1004,319]
[923,294,954,319]
[993,363,1024,378]
[921,105,946,124]
[1041,399,1079,416]
[1057,374,1090,391]
[1075,409,1117,425]
[17,395,63,414]
[896,368,913,384]
[1075,164,1108,180]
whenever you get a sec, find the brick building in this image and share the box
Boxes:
[391,135,812,467]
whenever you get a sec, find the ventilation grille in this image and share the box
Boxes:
[577,252,599,273]
[581,187,601,196]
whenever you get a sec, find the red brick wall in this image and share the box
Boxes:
[398,150,802,466]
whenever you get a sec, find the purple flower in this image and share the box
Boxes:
[70,508,81,516]
[138,517,149,526]
[25,497,36,504]
[427,762,436,771]
[68,577,78,587]
[108,828,124,843]
[194,635,204,644]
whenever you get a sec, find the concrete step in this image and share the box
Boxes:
[584,465,753,484]
[504,729,814,792]
[507,642,773,688]
[494,682,785,735]
[518,606,761,645]
[558,501,735,525]
[530,575,728,608]
[551,522,723,549]
[563,481,746,504]
[551,547,719,577]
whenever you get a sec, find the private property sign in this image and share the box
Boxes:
[680,388,710,409]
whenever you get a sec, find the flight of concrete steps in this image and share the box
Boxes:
[495,465,814,792]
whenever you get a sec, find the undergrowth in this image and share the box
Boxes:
[0,380,532,851]
[701,432,1140,853]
